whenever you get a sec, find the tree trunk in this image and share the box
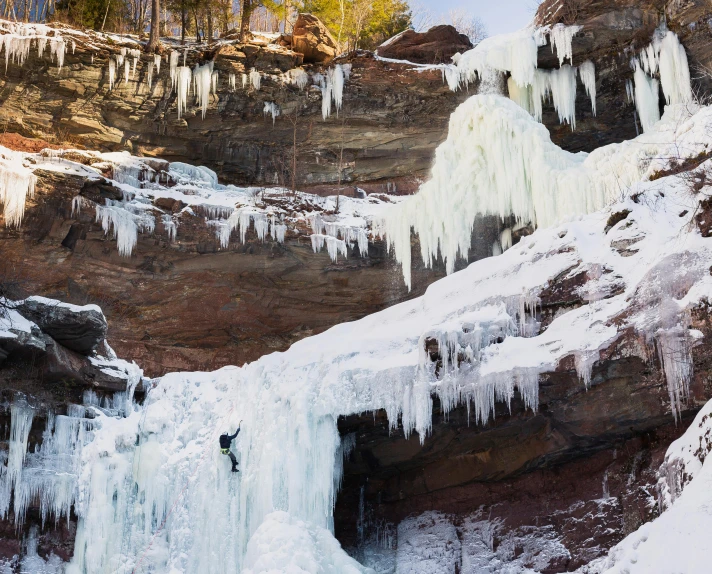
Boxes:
[239,0,251,41]
[206,3,213,43]
[147,0,160,51]
[180,0,186,44]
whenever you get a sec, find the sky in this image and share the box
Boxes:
[417,0,537,36]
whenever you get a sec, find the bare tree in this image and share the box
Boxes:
[410,1,435,32]
[448,8,487,44]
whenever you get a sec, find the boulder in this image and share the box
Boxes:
[15,297,108,354]
[376,25,473,64]
[291,13,338,64]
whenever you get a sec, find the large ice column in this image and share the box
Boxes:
[381,95,617,289]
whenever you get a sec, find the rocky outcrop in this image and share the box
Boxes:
[533,0,712,152]
[333,274,712,570]
[14,297,107,354]
[376,25,473,64]
[291,13,338,64]
[0,166,448,376]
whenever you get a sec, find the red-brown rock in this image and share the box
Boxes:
[376,25,473,64]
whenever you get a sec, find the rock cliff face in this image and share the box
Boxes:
[2,3,712,571]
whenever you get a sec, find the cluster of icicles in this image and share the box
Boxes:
[208,206,287,248]
[443,23,595,130]
[107,44,351,123]
[628,26,692,132]
[444,23,692,135]
[309,213,369,262]
[0,21,68,70]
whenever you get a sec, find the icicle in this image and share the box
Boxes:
[625,79,634,104]
[153,53,161,75]
[288,68,309,90]
[176,66,192,119]
[242,73,248,88]
[193,63,212,119]
[0,153,37,228]
[71,39,75,54]
[321,76,332,120]
[329,64,345,115]
[578,60,597,116]
[633,64,661,132]
[124,57,130,85]
[108,58,116,90]
[548,24,582,66]
[211,70,218,95]
[658,31,692,105]
[263,102,280,124]
[249,68,261,90]
[229,72,236,90]
[169,50,180,91]
[147,61,154,88]
[655,327,694,422]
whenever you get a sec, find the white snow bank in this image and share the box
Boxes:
[243,511,370,574]
[588,398,712,574]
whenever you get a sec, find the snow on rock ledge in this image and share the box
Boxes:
[589,399,712,574]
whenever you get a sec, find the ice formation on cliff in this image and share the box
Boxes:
[0,21,66,70]
[0,146,37,227]
[631,26,693,132]
[381,95,703,289]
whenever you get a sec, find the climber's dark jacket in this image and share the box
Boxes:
[219,428,240,449]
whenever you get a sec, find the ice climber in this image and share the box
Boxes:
[219,424,241,472]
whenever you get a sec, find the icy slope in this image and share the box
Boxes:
[0,112,705,572]
[586,398,712,574]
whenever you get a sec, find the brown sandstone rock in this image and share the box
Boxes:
[376,25,473,64]
[291,13,338,64]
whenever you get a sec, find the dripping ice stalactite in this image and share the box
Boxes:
[309,214,369,261]
[153,53,161,75]
[212,207,287,248]
[0,149,37,228]
[630,27,693,132]
[176,66,192,119]
[263,102,280,124]
[548,23,582,66]
[169,50,179,91]
[108,58,116,90]
[249,68,261,90]
[634,64,661,133]
[193,62,213,119]
[288,67,309,90]
[655,327,695,423]
[242,72,248,88]
[320,64,346,120]
[229,72,236,90]
[96,202,155,256]
[579,60,597,116]
[212,70,218,95]
[0,21,66,70]
[123,57,129,85]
